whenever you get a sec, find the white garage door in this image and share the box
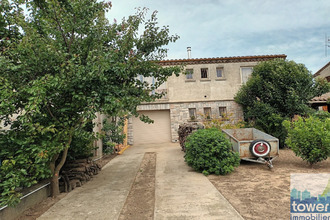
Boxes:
[133,110,171,145]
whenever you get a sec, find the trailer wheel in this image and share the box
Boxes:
[249,139,271,157]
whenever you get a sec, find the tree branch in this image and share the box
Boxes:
[52,7,69,52]
[54,129,74,175]
[74,116,85,129]
[46,103,61,125]
[68,15,76,52]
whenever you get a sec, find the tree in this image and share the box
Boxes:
[234,58,330,147]
[0,0,181,205]
[0,0,23,52]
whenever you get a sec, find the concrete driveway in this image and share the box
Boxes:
[38,143,243,220]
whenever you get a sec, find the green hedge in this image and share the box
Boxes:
[283,115,330,165]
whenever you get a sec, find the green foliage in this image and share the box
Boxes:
[200,112,246,130]
[67,122,96,161]
[0,0,181,205]
[0,121,56,207]
[312,111,330,120]
[283,116,330,165]
[102,117,126,154]
[235,58,330,147]
[0,0,23,53]
[184,129,240,175]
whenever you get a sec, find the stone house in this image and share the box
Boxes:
[311,61,330,112]
[127,52,287,145]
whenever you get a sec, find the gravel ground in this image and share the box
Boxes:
[208,148,330,220]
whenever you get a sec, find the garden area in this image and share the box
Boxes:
[180,59,330,219]
[0,0,330,219]
[0,0,181,211]
[180,112,329,219]
[208,148,330,220]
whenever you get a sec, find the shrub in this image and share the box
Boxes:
[312,111,330,120]
[102,117,126,154]
[184,128,240,175]
[283,116,330,165]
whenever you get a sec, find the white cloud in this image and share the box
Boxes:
[107,0,330,73]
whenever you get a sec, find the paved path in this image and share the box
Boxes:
[38,143,243,220]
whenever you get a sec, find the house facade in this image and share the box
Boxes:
[127,54,287,145]
[313,61,330,81]
[311,61,330,112]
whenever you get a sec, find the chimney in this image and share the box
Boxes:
[187,47,191,59]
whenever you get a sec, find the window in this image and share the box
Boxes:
[203,107,211,118]
[188,108,196,120]
[241,67,253,84]
[216,67,224,78]
[201,68,208,79]
[186,69,193,79]
[219,107,227,117]
[138,75,144,82]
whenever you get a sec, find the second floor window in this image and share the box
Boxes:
[201,68,208,79]
[139,75,144,82]
[186,69,193,79]
[216,67,224,78]
[241,67,253,84]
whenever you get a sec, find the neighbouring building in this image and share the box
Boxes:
[127,51,287,145]
[311,61,330,112]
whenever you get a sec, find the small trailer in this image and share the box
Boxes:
[222,128,279,168]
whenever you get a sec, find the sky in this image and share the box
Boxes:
[106,0,330,74]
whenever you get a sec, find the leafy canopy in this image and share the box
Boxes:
[234,58,330,147]
[0,0,181,206]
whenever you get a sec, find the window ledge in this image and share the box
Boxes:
[215,78,226,81]
[185,79,196,82]
[200,79,211,82]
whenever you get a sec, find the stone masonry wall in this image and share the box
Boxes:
[127,101,243,145]
[169,100,243,141]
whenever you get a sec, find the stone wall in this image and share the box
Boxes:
[127,100,243,145]
[0,181,51,220]
[169,100,243,141]
[127,117,134,145]
[92,113,106,159]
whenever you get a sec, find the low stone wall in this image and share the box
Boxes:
[0,180,51,220]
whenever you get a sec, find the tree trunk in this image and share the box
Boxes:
[50,170,60,196]
[49,131,73,197]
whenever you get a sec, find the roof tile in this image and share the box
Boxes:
[159,54,287,66]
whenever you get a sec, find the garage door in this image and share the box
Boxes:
[132,110,171,145]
